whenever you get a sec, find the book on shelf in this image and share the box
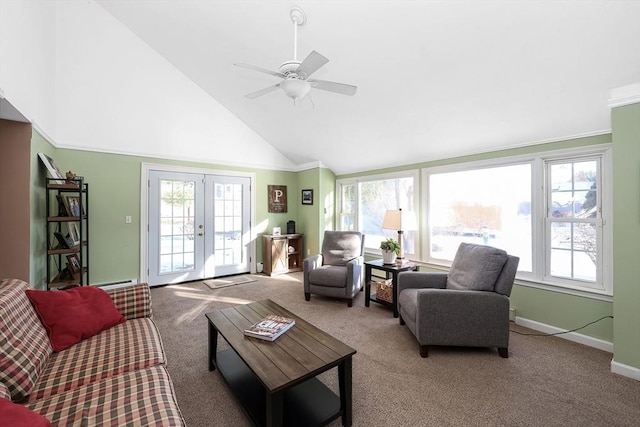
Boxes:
[244,314,295,342]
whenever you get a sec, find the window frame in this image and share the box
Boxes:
[421,145,612,298]
[336,169,420,258]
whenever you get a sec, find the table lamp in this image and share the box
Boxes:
[382,209,404,261]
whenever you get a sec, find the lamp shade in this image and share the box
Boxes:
[382,210,402,230]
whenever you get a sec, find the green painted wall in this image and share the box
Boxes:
[295,167,337,257]
[612,102,640,369]
[338,134,611,179]
[511,286,613,340]
[255,168,299,260]
[26,110,638,371]
[320,167,336,233]
[31,148,299,284]
[297,168,319,257]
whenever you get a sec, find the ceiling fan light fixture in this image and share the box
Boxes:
[280,78,311,100]
[235,6,357,103]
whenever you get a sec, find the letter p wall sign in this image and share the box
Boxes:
[268,185,288,213]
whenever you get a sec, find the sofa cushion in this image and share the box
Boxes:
[26,286,126,352]
[398,288,419,323]
[28,318,166,402]
[0,397,52,427]
[308,265,348,288]
[26,365,185,426]
[0,279,53,402]
[446,243,508,292]
[321,231,363,266]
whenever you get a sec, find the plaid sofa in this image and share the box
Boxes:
[0,279,185,426]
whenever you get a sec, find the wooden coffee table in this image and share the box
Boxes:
[206,299,356,427]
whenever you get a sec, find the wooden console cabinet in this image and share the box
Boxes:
[262,234,303,276]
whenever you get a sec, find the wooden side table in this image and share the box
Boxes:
[364,259,418,318]
[262,234,303,276]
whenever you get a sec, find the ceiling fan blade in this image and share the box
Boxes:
[244,84,281,99]
[308,79,357,96]
[296,50,329,79]
[234,63,286,78]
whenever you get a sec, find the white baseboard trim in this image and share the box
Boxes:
[514,317,613,353]
[611,360,640,381]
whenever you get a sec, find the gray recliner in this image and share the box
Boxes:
[398,243,519,358]
[303,231,365,307]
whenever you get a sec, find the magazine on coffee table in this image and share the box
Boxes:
[244,314,295,341]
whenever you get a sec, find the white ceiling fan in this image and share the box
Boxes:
[234,6,357,104]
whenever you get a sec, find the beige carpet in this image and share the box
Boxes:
[151,272,640,427]
[203,274,257,290]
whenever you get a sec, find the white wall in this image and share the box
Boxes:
[0,0,57,136]
[1,0,296,171]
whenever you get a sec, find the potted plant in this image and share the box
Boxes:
[380,237,400,264]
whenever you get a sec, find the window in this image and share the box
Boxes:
[424,146,611,296]
[427,164,532,270]
[337,171,419,257]
[546,158,602,287]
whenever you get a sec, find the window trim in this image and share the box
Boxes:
[421,144,613,297]
[543,155,603,290]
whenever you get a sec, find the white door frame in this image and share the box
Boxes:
[140,163,256,285]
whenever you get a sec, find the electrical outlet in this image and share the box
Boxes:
[509,308,516,322]
[307,249,310,255]
[125,216,132,224]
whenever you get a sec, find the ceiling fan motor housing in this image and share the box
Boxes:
[279,60,303,76]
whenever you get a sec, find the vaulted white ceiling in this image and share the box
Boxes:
[47,1,640,174]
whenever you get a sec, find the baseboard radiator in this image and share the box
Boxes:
[97,279,139,290]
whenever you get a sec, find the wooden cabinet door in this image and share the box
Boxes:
[272,238,288,273]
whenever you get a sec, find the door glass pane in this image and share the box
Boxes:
[213,183,243,267]
[159,179,196,274]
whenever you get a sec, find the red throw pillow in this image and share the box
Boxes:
[26,287,126,352]
[0,397,52,427]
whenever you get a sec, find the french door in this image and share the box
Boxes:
[147,170,251,286]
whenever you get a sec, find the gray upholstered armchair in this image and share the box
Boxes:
[303,231,365,307]
[397,243,519,358]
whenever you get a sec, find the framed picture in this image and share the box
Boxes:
[56,195,71,216]
[268,185,287,213]
[53,232,72,249]
[67,222,81,245]
[64,195,84,217]
[301,189,313,205]
[66,254,81,274]
[38,153,65,184]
